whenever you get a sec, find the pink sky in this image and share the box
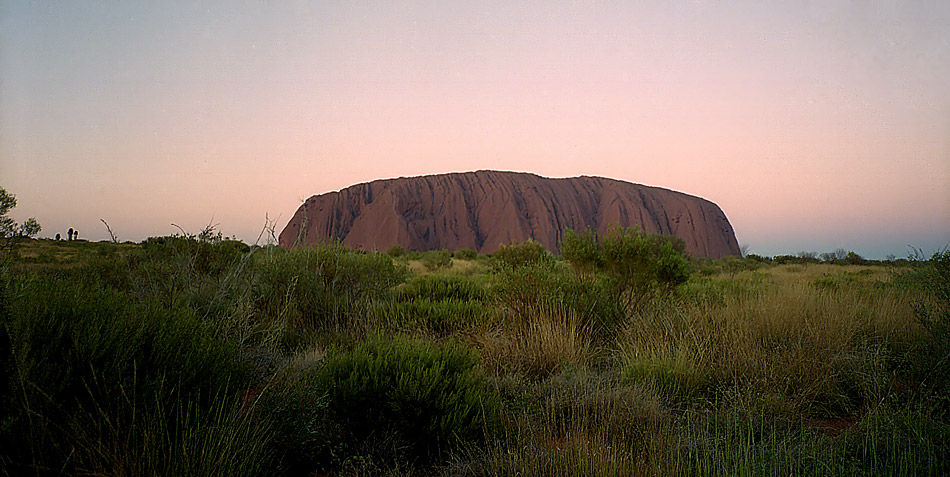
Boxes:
[2,1,948,258]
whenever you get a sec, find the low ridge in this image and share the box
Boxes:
[279,171,740,258]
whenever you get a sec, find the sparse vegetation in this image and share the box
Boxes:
[1,232,946,475]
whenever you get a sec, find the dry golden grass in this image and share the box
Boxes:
[469,305,593,378]
[404,257,488,277]
[454,369,668,477]
[619,264,917,415]
[446,258,482,276]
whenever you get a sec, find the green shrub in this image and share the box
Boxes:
[559,226,602,272]
[378,275,489,335]
[453,248,478,260]
[279,336,497,471]
[898,249,950,406]
[491,259,562,318]
[252,244,405,331]
[0,271,253,474]
[493,239,553,270]
[379,298,486,335]
[491,260,622,334]
[398,274,487,302]
[420,250,452,271]
[142,231,248,277]
[560,225,690,313]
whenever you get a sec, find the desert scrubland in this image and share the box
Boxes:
[1,231,947,475]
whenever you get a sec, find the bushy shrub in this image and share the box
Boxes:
[378,275,489,335]
[453,248,478,260]
[491,259,622,334]
[559,227,602,273]
[420,250,452,271]
[0,271,253,474]
[492,259,562,318]
[252,244,405,331]
[376,298,486,335]
[142,230,249,277]
[845,251,867,266]
[398,274,487,302]
[492,239,553,270]
[276,336,498,471]
[560,225,690,313]
[899,249,950,405]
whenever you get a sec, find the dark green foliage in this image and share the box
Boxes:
[0,186,41,256]
[3,229,946,475]
[492,239,553,270]
[398,273,487,302]
[385,244,405,257]
[845,251,867,265]
[142,232,249,277]
[744,253,770,263]
[453,248,478,260]
[491,258,561,318]
[420,249,452,270]
[379,274,488,335]
[773,254,820,265]
[377,298,486,335]
[0,271,253,474]
[259,367,331,475]
[559,227,602,272]
[492,259,622,333]
[721,256,764,276]
[290,336,498,471]
[898,250,950,407]
[668,405,950,476]
[560,225,691,313]
[253,244,406,331]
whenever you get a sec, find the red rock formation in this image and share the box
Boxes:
[279,171,740,258]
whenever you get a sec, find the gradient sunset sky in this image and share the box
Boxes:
[2,1,947,258]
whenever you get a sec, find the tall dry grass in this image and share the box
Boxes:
[620,265,917,415]
[469,304,594,378]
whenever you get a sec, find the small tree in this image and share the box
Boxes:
[0,187,41,254]
[68,228,74,241]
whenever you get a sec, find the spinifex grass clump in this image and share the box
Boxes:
[377,274,489,335]
[450,368,669,476]
[397,273,488,302]
[0,271,266,475]
[252,243,406,333]
[474,305,593,378]
[266,336,498,473]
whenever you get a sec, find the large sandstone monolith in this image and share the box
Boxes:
[279,170,740,258]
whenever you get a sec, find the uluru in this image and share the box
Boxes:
[279,171,740,259]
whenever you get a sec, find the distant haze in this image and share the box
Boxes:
[2,1,947,259]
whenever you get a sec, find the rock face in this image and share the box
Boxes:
[279,171,740,258]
